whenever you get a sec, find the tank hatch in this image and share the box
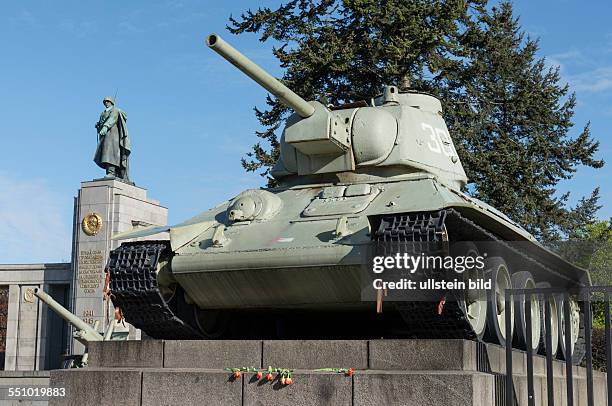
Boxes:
[302,184,381,216]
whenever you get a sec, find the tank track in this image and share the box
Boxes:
[107,241,202,339]
[375,208,587,362]
[374,210,477,339]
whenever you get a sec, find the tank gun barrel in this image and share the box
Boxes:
[34,288,103,343]
[206,33,315,118]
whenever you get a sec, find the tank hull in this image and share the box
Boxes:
[164,176,587,310]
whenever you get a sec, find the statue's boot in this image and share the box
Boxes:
[105,165,117,178]
[118,169,130,183]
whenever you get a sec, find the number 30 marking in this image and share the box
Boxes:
[422,123,455,157]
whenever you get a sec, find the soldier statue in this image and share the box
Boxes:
[94,96,131,181]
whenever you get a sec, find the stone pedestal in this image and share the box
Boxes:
[50,339,609,406]
[72,179,167,353]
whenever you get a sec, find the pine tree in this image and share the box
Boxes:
[228,0,604,240]
[440,3,604,240]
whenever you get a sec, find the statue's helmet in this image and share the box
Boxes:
[103,96,115,105]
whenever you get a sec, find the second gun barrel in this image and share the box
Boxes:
[207,33,315,118]
[34,288,102,342]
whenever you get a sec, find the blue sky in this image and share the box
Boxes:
[0,1,610,263]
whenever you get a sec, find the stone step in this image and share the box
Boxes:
[53,339,611,406]
[511,374,608,406]
[87,339,605,380]
[0,371,51,406]
[50,368,496,406]
[49,366,608,406]
[0,370,50,386]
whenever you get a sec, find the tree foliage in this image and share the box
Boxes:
[574,220,612,329]
[228,0,604,240]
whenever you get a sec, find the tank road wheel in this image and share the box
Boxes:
[558,298,586,364]
[536,282,559,356]
[511,271,541,351]
[452,242,487,339]
[484,257,513,346]
[193,308,230,339]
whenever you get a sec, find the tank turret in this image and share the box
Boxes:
[206,34,467,189]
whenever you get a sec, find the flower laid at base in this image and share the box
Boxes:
[315,367,355,377]
[225,366,356,384]
[225,366,294,385]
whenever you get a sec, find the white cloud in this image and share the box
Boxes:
[545,49,587,75]
[118,20,144,34]
[58,19,98,38]
[549,50,584,62]
[8,9,39,29]
[0,173,71,264]
[546,49,612,93]
[570,67,612,93]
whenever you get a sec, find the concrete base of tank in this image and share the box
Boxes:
[49,339,607,406]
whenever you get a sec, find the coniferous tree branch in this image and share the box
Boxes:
[228,0,604,240]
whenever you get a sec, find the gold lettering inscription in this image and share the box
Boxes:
[78,249,104,292]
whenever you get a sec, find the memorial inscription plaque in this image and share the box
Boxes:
[77,249,104,294]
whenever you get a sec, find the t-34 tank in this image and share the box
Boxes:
[108,33,588,363]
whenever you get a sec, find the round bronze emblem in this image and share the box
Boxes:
[23,288,35,303]
[82,213,103,236]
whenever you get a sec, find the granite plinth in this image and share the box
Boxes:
[164,340,261,369]
[262,340,368,370]
[51,339,607,406]
[142,370,241,406]
[88,340,164,368]
[49,369,141,406]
